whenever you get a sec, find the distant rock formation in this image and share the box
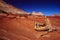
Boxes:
[52,14,60,16]
[0,0,26,14]
[32,11,44,16]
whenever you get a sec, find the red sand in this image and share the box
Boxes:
[0,14,60,40]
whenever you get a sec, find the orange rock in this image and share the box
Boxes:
[0,14,60,40]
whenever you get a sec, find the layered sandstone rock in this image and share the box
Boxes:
[0,13,60,40]
[0,0,26,14]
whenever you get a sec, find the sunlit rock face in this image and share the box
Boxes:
[0,0,26,14]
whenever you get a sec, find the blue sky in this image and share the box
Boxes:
[4,0,60,16]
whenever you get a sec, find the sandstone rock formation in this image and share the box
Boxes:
[0,0,60,40]
[32,11,44,15]
[52,14,60,16]
[0,0,26,14]
[0,13,60,40]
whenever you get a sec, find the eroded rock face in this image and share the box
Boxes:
[0,14,45,40]
[0,13,60,40]
[0,0,26,14]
